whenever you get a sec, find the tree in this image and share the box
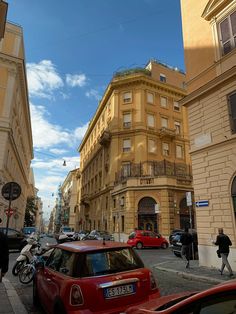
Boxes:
[24,196,38,226]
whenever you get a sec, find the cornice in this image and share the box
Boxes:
[201,0,233,21]
[180,66,236,106]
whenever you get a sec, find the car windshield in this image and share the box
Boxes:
[62,227,72,232]
[22,227,36,235]
[76,247,144,277]
[128,232,136,239]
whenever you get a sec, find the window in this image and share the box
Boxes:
[148,139,157,153]
[147,92,154,104]
[147,113,155,127]
[232,176,236,217]
[176,145,183,159]
[161,117,168,128]
[160,74,166,83]
[173,101,180,111]
[123,139,131,152]
[122,162,131,177]
[228,91,236,133]
[174,121,181,134]
[123,112,131,128]
[123,91,132,103]
[121,216,125,232]
[162,142,170,156]
[160,96,167,108]
[219,10,236,55]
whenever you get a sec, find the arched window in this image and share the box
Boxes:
[231,177,236,217]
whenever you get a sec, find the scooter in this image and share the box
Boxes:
[12,235,42,276]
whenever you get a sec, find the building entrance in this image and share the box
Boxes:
[138,197,158,233]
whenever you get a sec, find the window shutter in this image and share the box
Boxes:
[161,117,168,128]
[229,92,236,133]
[230,11,236,35]
[123,113,131,122]
[220,18,231,42]
[147,114,154,127]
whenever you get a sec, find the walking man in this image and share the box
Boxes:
[0,218,9,282]
[180,227,193,268]
[213,228,234,277]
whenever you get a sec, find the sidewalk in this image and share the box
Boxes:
[154,258,234,284]
[0,259,234,314]
[0,277,27,314]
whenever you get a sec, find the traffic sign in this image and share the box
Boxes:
[186,191,192,206]
[195,200,209,207]
[1,182,21,201]
[5,208,14,217]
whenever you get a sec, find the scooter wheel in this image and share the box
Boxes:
[12,261,26,276]
[19,265,35,284]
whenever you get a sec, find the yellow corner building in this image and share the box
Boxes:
[79,60,193,241]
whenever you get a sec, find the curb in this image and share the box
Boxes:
[154,266,225,285]
[2,277,28,314]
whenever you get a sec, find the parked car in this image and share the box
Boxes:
[0,227,27,251]
[171,229,198,259]
[168,229,184,245]
[22,226,38,237]
[60,226,75,238]
[126,279,236,313]
[33,240,160,314]
[127,230,169,249]
[84,230,114,241]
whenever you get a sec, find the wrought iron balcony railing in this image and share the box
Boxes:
[115,160,192,184]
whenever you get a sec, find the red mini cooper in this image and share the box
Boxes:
[33,240,160,314]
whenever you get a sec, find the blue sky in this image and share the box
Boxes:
[7,0,185,221]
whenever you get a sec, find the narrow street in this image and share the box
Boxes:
[5,238,215,314]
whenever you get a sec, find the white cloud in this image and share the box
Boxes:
[30,104,72,148]
[30,103,89,149]
[50,148,69,155]
[74,122,89,141]
[27,60,63,99]
[66,74,87,87]
[85,89,101,100]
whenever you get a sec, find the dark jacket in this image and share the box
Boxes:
[0,231,9,273]
[215,234,232,254]
[180,232,193,246]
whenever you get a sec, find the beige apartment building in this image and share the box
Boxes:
[0,22,33,229]
[180,0,236,270]
[79,60,193,241]
[60,168,81,231]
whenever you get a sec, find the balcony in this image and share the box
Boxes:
[115,160,192,185]
[158,127,176,138]
[99,130,111,146]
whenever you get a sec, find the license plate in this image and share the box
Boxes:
[104,284,135,299]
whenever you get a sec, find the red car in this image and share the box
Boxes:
[33,240,160,314]
[126,279,236,313]
[127,230,169,249]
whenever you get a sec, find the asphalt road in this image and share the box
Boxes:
[6,238,215,313]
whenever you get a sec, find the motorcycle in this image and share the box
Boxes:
[12,235,42,276]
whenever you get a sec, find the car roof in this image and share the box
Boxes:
[57,240,131,252]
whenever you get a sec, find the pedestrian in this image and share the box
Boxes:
[213,228,234,277]
[0,218,9,282]
[180,227,193,268]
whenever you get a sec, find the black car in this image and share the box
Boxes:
[171,229,198,260]
[0,227,27,251]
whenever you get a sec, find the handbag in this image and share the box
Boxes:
[216,249,221,258]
